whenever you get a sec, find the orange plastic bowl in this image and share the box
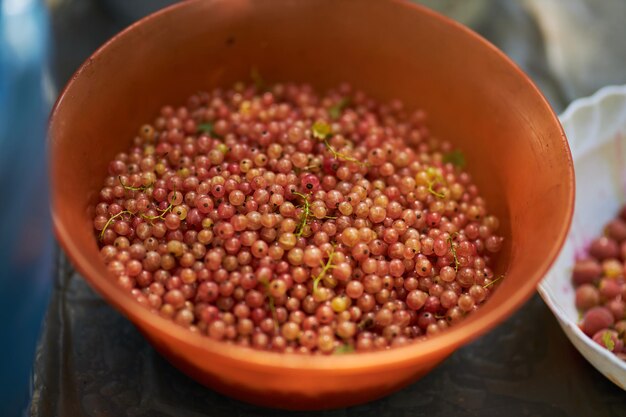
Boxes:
[49,0,574,410]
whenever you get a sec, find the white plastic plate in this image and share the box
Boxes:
[539,85,626,390]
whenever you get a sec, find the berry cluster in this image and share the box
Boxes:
[93,82,504,354]
[573,207,626,359]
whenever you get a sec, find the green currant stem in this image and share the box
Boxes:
[141,201,173,221]
[141,186,177,222]
[447,235,460,271]
[322,138,367,167]
[358,317,374,329]
[118,176,153,192]
[427,179,446,199]
[293,191,311,237]
[268,293,279,332]
[99,210,132,241]
[312,248,336,294]
[260,281,279,331]
[302,164,321,171]
[483,275,504,288]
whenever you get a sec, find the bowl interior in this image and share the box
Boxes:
[50,0,573,370]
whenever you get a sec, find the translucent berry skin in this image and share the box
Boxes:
[581,307,614,337]
[575,284,599,310]
[571,204,626,361]
[589,237,619,261]
[572,259,602,286]
[93,82,505,354]
[605,219,626,242]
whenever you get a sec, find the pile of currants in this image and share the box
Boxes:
[92,82,504,354]
[573,206,626,359]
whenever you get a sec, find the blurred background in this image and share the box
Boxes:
[1,0,625,416]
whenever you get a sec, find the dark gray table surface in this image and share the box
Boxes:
[30,251,626,417]
[35,1,625,416]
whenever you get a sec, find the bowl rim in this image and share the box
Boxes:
[50,0,574,371]
[538,83,626,379]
